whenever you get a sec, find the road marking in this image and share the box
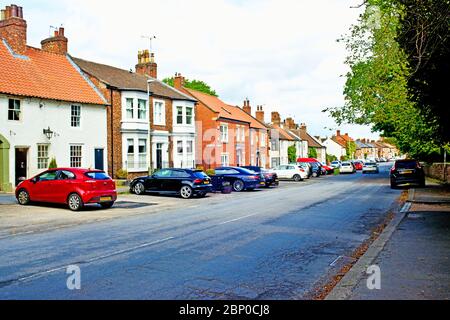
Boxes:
[400,202,412,213]
[2,237,175,285]
[218,214,259,225]
[330,256,343,267]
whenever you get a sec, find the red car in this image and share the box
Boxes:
[15,168,117,211]
[353,161,364,171]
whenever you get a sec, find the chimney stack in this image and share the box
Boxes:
[284,117,296,130]
[41,26,68,55]
[136,49,157,78]
[243,99,251,115]
[0,4,27,55]
[300,123,307,131]
[174,73,185,90]
[255,105,265,123]
[336,130,341,137]
[271,112,281,126]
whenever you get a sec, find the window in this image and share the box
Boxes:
[177,141,183,154]
[261,132,266,147]
[138,139,147,168]
[70,145,82,168]
[59,170,76,180]
[154,169,172,178]
[38,171,58,181]
[8,99,21,121]
[138,99,147,120]
[37,145,49,169]
[221,153,230,167]
[71,105,81,127]
[154,101,165,125]
[176,106,183,124]
[186,140,193,154]
[186,107,193,125]
[84,171,109,180]
[220,124,228,143]
[126,98,134,119]
[171,170,191,178]
[127,139,135,169]
[239,127,246,142]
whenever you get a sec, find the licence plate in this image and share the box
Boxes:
[260,182,265,185]
[400,170,413,175]
[204,181,210,184]
[100,196,112,202]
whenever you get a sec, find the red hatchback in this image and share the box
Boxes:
[15,168,117,211]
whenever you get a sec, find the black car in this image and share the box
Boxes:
[130,169,212,199]
[390,159,425,189]
[214,167,265,192]
[242,166,279,187]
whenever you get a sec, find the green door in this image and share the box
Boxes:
[0,134,12,192]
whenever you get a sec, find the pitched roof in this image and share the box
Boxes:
[292,128,324,148]
[332,133,354,148]
[271,125,298,141]
[0,40,106,105]
[72,57,196,102]
[184,88,266,129]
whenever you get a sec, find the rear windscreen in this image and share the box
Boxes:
[396,161,417,169]
[193,171,209,179]
[85,172,110,180]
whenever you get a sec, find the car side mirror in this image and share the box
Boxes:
[31,177,38,184]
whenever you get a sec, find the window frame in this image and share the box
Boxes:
[70,105,81,128]
[153,100,166,126]
[220,124,229,143]
[8,99,21,121]
[69,145,82,168]
[176,106,183,125]
[126,98,134,119]
[186,107,193,125]
[37,144,49,170]
[137,99,147,120]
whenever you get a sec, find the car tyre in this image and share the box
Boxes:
[293,174,302,182]
[100,202,115,209]
[390,181,397,189]
[68,193,84,212]
[180,185,193,199]
[133,182,145,195]
[17,189,30,206]
[232,180,245,192]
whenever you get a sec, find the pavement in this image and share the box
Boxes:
[0,164,405,300]
[328,183,450,300]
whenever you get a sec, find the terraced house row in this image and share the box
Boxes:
[0,4,323,191]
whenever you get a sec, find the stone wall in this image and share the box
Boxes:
[424,163,450,184]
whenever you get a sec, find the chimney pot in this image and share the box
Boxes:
[337,130,341,136]
[0,4,27,54]
[11,5,17,18]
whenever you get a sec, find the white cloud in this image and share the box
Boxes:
[22,0,378,139]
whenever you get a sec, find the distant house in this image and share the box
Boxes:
[289,122,326,163]
[355,140,377,160]
[330,130,355,160]
[173,74,269,169]
[0,4,108,191]
[73,51,197,179]
[323,137,346,160]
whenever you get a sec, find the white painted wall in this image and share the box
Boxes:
[172,100,196,168]
[323,138,346,160]
[0,94,107,186]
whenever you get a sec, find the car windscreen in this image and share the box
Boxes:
[365,162,377,166]
[342,162,351,166]
[396,161,417,169]
[85,172,111,180]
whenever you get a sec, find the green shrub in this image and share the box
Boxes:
[334,169,340,175]
[116,169,128,180]
[48,157,57,169]
[206,169,215,176]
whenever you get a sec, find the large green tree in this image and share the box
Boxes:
[163,77,218,97]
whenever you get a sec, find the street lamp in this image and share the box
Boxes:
[43,127,54,140]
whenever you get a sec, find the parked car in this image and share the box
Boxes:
[297,158,322,177]
[15,168,117,211]
[340,162,356,174]
[330,160,342,169]
[130,168,212,199]
[214,167,265,192]
[273,165,308,182]
[390,159,425,189]
[296,162,313,178]
[362,161,380,174]
[242,166,279,188]
[353,160,364,171]
[321,162,335,175]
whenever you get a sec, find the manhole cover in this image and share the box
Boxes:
[113,201,156,209]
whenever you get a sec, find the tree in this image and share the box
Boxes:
[288,145,297,163]
[346,141,357,160]
[48,157,57,169]
[308,147,318,159]
[163,77,218,97]
[326,154,338,164]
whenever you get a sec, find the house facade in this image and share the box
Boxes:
[0,5,108,191]
[73,51,197,179]
[323,137,346,160]
[173,75,269,169]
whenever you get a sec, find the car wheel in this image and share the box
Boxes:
[100,202,114,209]
[68,193,84,212]
[133,182,145,195]
[180,185,193,199]
[232,180,245,192]
[293,174,302,182]
[312,172,318,178]
[17,189,30,206]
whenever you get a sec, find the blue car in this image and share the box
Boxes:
[214,167,265,192]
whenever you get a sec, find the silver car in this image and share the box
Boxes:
[363,162,379,174]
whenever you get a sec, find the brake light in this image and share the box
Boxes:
[193,179,203,184]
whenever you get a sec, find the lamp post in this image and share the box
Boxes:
[43,127,54,140]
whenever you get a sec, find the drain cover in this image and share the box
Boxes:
[113,201,156,209]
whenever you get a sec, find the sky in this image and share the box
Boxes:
[18,0,379,140]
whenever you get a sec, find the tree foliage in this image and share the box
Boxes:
[308,147,318,159]
[163,77,218,97]
[326,0,448,160]
[288,145,297,163]
[48,158,57,169]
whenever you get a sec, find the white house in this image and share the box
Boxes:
[0,9,108,191]
[171,97,197,168]
[323,137,346,160]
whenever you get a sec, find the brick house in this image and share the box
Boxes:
[73,51,197,179]
[0,4,108,191]
[173,74,269,169]
[331,130,355,160]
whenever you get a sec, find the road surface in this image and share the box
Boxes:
[0,163,401,299]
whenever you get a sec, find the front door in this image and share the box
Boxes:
[15,148,28,186]
[156,143,163,169]
[95,149,104,171]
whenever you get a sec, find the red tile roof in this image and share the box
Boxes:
[272,125,297,141]
[184,88,266,130]
[0,41,106,105]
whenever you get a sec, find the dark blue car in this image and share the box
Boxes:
[214,167,265,192]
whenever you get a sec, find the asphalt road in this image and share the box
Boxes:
[0,163,401,300]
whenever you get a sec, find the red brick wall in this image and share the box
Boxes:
[0,17,27,55]
[41,37,68,55]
